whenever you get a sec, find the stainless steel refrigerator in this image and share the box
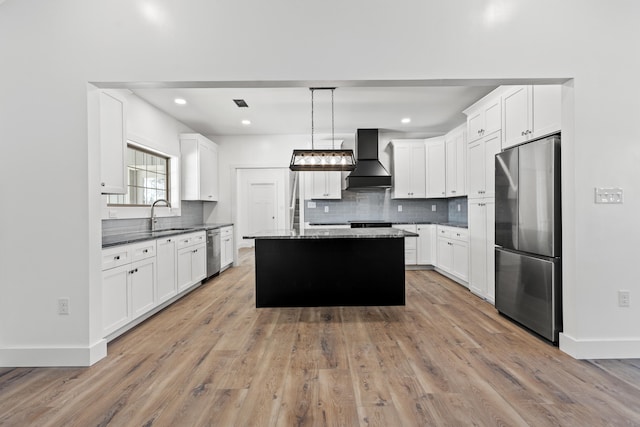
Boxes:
[495,134,561,343]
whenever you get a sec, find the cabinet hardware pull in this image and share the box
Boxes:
[114,256,120,260]
[167,239,171,242]
[101,182,105,187]
[143,249,148,253]
[135,268,138,273]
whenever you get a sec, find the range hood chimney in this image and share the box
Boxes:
[346,129,392,189]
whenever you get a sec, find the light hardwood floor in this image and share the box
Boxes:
[1,248,639,426]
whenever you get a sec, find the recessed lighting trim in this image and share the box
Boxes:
[241,119,251,125]
[234,99,249,108]
[174,98,187,105]
[401,117,411,124]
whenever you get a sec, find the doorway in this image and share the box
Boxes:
[236,168,289,248]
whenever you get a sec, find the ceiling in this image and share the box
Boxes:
[132,85,499,138]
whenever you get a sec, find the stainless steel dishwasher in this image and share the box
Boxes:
[206,228,221,279]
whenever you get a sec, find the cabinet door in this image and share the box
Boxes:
[177,247,193,291]
[409,144,426,198]
[437,237,453,273]
[223,237,234,267]
[325,172,342,199]
[130,258,156,318]
[199,140,218,201]
[467,110,484,143]
[468,200,487,297]
[455,131,467,196]
[395,224,417,265]
[483,98,502,136]
[417,224,435,265]
[452,240,469,283]
[156,237,177,304]
[483,132,501,199]
[191,244,207,283]
[102,265,129,335]
[426,139,446,198]
[445,137,457,197]
[502,86,530,149]
[485,200,496,303]
[467,140,484,199]
[393,145,413,198]
[531,85,561,139]
[99,91,127,194]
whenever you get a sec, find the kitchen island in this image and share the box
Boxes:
[244,228,417,307]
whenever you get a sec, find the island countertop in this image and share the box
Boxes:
[244,228,418,240]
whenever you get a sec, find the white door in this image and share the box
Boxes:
[249,182,278,234]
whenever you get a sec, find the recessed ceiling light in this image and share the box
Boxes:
[401,117,411,124]
[174,98,187,105]
[241,119,251,125]
[234,99,249,108]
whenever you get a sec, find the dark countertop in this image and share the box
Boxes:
[102,223,233,248]
[307,221,468,229]
[244,228,418,240]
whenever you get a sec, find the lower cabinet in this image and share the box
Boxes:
[176,232,207,292]
[101,230,206,340]
[395,223,435,266]
[436,225,469,285]
[220,226,234,270]
[394,224,417,265]
[468,199,496,303]
[156,236,177,304]
[101,240,156,337]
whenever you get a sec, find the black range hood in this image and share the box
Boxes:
[346,129,392,189]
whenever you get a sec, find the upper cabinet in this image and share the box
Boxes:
[99,90,127,194]
[502,85,561,149]
[445,125,466,197]
[467,131,501,199]
[180,133,219,201]
[425,137,446,198]
[391,140,426,199]
[465,95,501,144]
[304,171,342,199]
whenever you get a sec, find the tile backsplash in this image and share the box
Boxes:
[102,201,204,236]
[304,189,468,224]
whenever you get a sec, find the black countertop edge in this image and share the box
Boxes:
[307,221,468,228]
[102,223,233,248]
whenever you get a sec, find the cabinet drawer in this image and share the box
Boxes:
[449,228,468,242]
[102,246,130,270]
[130,241,156,262]
[176,231,206,249]
[220,226,233,238]
[436,226,452,239]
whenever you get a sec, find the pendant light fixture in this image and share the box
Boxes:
[289,87,356,171]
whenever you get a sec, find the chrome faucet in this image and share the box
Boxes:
[150,199,171,231]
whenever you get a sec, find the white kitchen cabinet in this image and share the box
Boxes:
[176,231,207,291]
[502,85,561,149]
[101,240,156,337]
[99,90,127,194]
[156,236,177,304]
[465,95,501,144]
[220,226,234,270]
[445,125,467,197]
[416,224,436,265]
[391,140,426,198]
[468,199,496,303]
[180,133,219,201]
[425,137,446,198]
[467,131,501,199]
[395,224,418,265]
[303,171,342,199]
[436,226,469,285]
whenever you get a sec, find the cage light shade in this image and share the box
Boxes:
[289,149,356,171]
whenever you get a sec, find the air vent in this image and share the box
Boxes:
[233,99,249,108]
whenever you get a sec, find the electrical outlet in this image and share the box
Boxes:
[308,201,316,209]
[431,205,436,212]
[324,206,329,213]
[58,298,70,315]
[398,205,402,212]
[457,204,461,212]
[618,290,630,307]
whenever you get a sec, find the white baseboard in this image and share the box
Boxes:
[0,339,107,367]
[560,333,640,359]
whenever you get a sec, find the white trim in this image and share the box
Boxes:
[0,339,107,367]
[559,333,640,359]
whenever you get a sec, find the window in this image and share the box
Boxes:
[107,145,170,206]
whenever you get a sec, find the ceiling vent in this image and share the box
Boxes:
[233,99,249,108]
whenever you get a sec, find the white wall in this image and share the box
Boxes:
[1,0,639,365]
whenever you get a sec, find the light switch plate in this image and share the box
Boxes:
[308,201,316,209]
[398,205,402,212]
[431,205,436,212]
[324,206,329,213]
[595,187,623,204]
